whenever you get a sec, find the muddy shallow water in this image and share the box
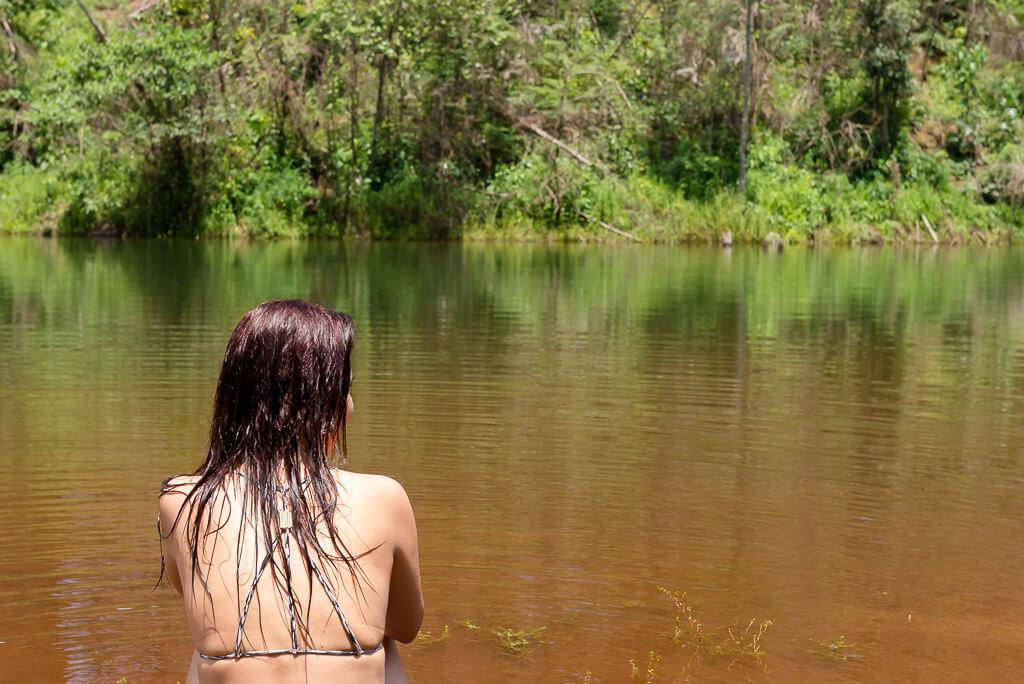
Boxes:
[1,238,1022,682]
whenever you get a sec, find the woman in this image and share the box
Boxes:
[159,300,423,683]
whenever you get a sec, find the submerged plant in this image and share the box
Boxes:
[659,586,704,647]
[493,625,546,655]
[811,635,862,662]
[630,586,774,679]
[629,650,661,682]
[414,624,450,645]
[727,617,773,657]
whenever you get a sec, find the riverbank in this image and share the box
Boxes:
[2,163,1019,245]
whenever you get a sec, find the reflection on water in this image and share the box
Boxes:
[1,238,1023,682]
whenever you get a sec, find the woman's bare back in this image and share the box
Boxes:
[160,469,422,684]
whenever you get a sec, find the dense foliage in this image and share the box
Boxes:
[1,0,1023,241]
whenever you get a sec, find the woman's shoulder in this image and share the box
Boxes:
[333,470,416,521]
[160,473,200,496]
[156,476,198,545]
[334,469,410,499]
[158,474,199,526]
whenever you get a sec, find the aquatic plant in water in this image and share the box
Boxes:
[414,624,450,645]
[628,586,774,679]
[811,635,863,662]
[629,650,661,682]
[492,625,546,655]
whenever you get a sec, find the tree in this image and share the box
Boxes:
[737,0,754,193]
[860,0,916,161]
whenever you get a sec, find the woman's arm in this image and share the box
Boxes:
[158,476,195,596]
[383,636,409,684]
[383,478,424,643]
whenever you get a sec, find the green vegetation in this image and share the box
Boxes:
[416,618,545,656]
[629,586,774,679]
[2,2,1024,241]
[415,617,546,656]
[628,651,661,682]
[659,586,772,661]
[414,624,450,644]
[492,625,546,656]
[811,635,864,662]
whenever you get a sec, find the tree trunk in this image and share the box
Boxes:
[882,91,890,155]
[348,42,359,167]
[369,59,389,180]
[965,0,977,44]
[368,2,405,182]
[737,0,753,193]
[209,0,226,95]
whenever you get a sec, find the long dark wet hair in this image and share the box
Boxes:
[160,300,365,635]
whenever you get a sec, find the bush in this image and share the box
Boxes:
[231,163,318,238]
[744,165,824,236]
[977,144,1024,209]
[647,135,734,200]
[354,168,466,240]
[57,145,136,234]
[0,164,58,233]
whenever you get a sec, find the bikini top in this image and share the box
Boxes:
[198,518,382,660]
[164,474,382,661]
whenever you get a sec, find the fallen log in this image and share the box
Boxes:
[921,214,939,243]
[517,120,610,175]
[573,209,640,242]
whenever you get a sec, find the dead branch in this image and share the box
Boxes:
[921,213,939,243]
[0,10,16,62]
[542,177,560,215]
[573,209,640,242]
[517,119,610,174]
[75,0,107,43]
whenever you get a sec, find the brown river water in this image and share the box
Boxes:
[1,238,1022,683]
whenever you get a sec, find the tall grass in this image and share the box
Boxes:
[2,159,1022,242]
